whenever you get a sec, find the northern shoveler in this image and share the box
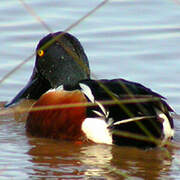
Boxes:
[5,31,174,148]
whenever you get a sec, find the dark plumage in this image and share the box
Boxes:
[5,31,174,148]
[76,79,174,147]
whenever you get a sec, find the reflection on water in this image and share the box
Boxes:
[1,0,180,179]
[111,146,174,179]
[0,110,178,179]
[81,145,113,178]
[19,133,176,179]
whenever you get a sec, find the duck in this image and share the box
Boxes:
[5,31,174,148]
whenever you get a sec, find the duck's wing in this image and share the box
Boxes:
[79,79,174,147]
[80,78,173,112]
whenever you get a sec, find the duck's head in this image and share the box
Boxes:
[5,31,90,107]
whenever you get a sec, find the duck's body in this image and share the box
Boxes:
[5,31,174,148]
[77,79,174,147]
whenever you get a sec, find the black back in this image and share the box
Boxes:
[79,78,174,148]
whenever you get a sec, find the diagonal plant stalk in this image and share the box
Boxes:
[0,0,108,87]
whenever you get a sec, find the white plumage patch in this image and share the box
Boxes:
[56,85,64,91]
[46,85,64,93]
[81,118,112,145]
[46,88,56,93]
[79,83,109,118]
[79,83,112,144]
[79,83,95,102]
[155,109,174,140]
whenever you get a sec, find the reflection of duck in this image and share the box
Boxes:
[5,31,174,148]
[81,144,174,179]
[26,138,86,178]
[80,144,113,178]
[26,137,174,179]
[110,145,173,179]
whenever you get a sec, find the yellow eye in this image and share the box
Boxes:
[37,50,44,57]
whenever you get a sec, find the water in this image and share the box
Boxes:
[0,0,180,179]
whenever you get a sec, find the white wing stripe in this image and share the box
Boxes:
[80,83,109,118]
[79,83,95,102]
[110,116,155,127]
